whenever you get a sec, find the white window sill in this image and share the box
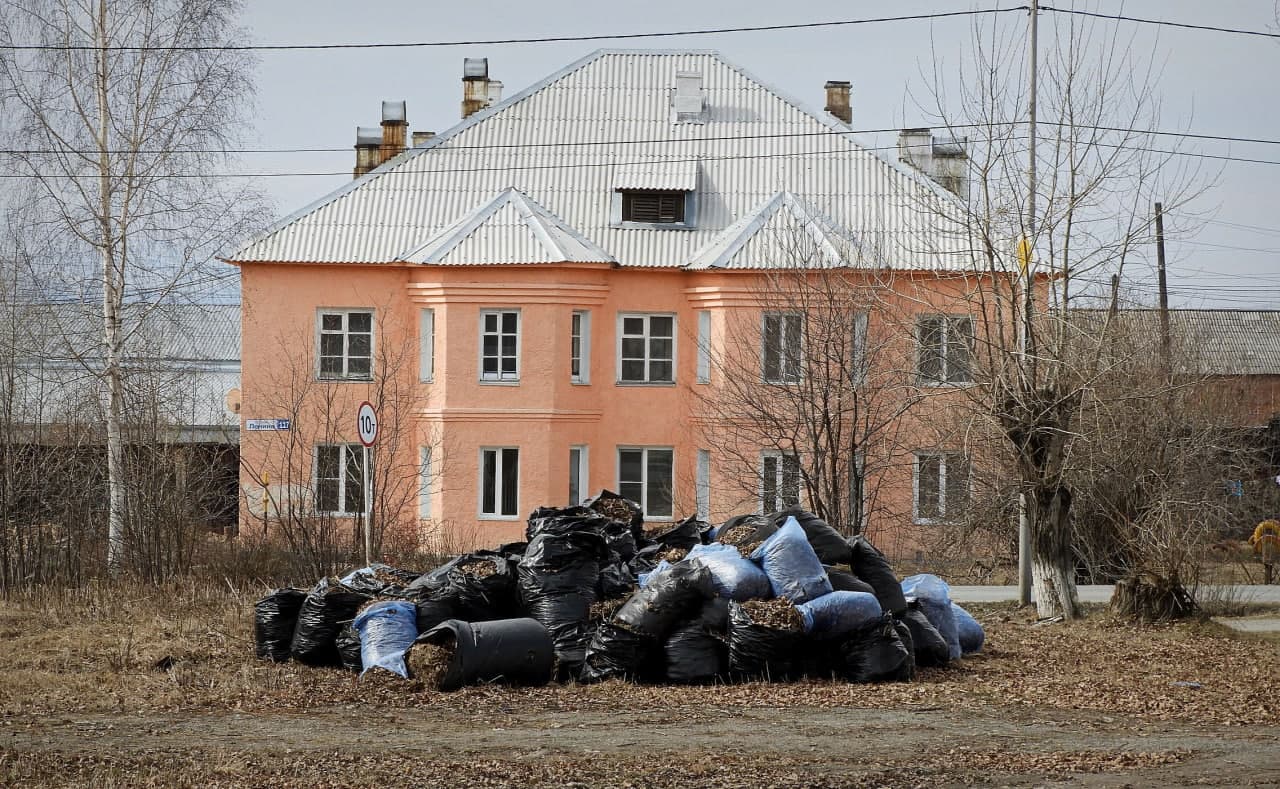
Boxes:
[313,512,370,519]
[478,514,522,521]
[762,379,804,386]
[317,376,373,383]
[571,379,591,386]
[615,380,676,387]
[917,380,976,389]
[611,221,696,231]
[479,379,521,386]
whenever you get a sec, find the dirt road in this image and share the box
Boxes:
[2,701,1276,787]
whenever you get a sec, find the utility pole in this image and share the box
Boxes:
[1017,0,1039,608]
[1155,201,1170,370]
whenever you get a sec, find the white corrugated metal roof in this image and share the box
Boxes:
[612,158,700,192]
[399,187,615,265]
[232,49,971,270]
[687,191,857,270]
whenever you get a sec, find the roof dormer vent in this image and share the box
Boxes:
[673,71,707,124]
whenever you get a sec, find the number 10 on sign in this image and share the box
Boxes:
[356,402,378,564]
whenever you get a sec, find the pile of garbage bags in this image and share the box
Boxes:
[254,493,984,691]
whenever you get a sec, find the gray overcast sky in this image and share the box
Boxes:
[239,1,1279,308]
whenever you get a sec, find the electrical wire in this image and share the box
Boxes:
[0,8,1022,52]
[1040,6,1280,40]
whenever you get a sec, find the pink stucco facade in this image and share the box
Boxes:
[236,260,979,557]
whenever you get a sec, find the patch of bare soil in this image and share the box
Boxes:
[0,588,1276,786]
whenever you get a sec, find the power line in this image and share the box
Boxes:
[1040,6,1280,40]
[0,8,1021,52]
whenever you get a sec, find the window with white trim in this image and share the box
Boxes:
[696,310,711,384]
[914,451,971,523]
[917,315,973,384]
[314,444,367,515]
[318,310,372,380]
[763,312,803,384]
[618,313,675,384]
[618,447,674,519]
[480,447,520,518]
[761,451,801,514]
[419,309,435,382]
[850,311,869,385]
[569,445,589,505]
[571,310,590,384]
[695,448,711,520]
[480,310,520,382]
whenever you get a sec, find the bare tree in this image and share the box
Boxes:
[0,0,261,574]
[693,215,922,535]
[914,11,1210,617]
[239,314,442,580]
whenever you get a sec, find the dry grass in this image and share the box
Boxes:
[0,586,1276,728]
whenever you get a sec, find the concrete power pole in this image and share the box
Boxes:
[1018,0,1039,607]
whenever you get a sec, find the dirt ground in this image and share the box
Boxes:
[1,585,1278,788]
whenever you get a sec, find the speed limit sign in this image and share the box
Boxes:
[356,401,378,447]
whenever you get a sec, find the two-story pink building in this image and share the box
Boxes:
[229,50,980,557]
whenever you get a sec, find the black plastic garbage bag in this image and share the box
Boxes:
[335,622,362,672]
[584,489,644,542]
[825,566,877,596]
[727,600,803,681]
[836,613,911,683]
[447,553,519,621]
[771,508,852,566]
[614,560,714,639]
[340,563,421,596]
[717,514,777,546]
[596,558,636,600]
[526,504,614,541]
[600,521,638,562]
[643,515,703,552]
[899,603,951,667]
[414,586,461,634]
[893,618,916,681]
[847,535,907,614]
[517,530,608,673]
[627,543,664,576]
[580,622,659,683]
[664,598,730,684]
[417,618,554,692]
[404,556,462,598]
[290,578,373,667]
[254,588,306,663]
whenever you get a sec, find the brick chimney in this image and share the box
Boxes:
[824,80,851,125]
[379,100,407,164]
[353,126,381,179]
[462,57,503,118]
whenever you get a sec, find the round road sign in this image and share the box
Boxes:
[357,401,378,447]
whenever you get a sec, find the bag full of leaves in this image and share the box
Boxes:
[897,602,950,667]
[663,598,729,684]
[614,559,714,639]
[353,600,419,679]
[847,535,907,614]
[290,578,373,667]
[796,590,883,639]
[749,517,833,604]
[517,530,608,675]
[685,543,771,601]
[835,613,912,683]
[254,588,306,663]
[951,602,985,654]
[771,508,853,566]
[727,598,804,681]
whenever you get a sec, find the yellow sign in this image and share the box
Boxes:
[1016,237,1032,273]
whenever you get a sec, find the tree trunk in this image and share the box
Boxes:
[1030,485,1080,619]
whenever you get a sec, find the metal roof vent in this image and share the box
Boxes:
[355,127,382,146]
[381,100,406,123]
[673,71,707,124]
[463,57,489,80]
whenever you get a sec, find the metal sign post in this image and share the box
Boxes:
[357,401,379,566]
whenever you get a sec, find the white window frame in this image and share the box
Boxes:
[571,310,591,384]
[912,451,971,524]
[569,444,589,505]
[418,446,432,519]
[609,190,698,230]
[478,446,520,520]
[479,309,521,384]
[916,315,974,385]
[851,311,869,386]
[419,308,435,383]
[617,312,677,385]
[696,310,711,384]
[762,311,804,385]
[617,446,675,520]
[760,450,801,514]
[313,443,369,516]
[316,309,374,381]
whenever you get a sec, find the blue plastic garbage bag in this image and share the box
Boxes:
[353,600,418,678]
[951,602,985,654]
[797,591,883,638]
[900,574,960,661]
[685,543,771,601]
[638,560,671,588]
[749,516,833,603]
